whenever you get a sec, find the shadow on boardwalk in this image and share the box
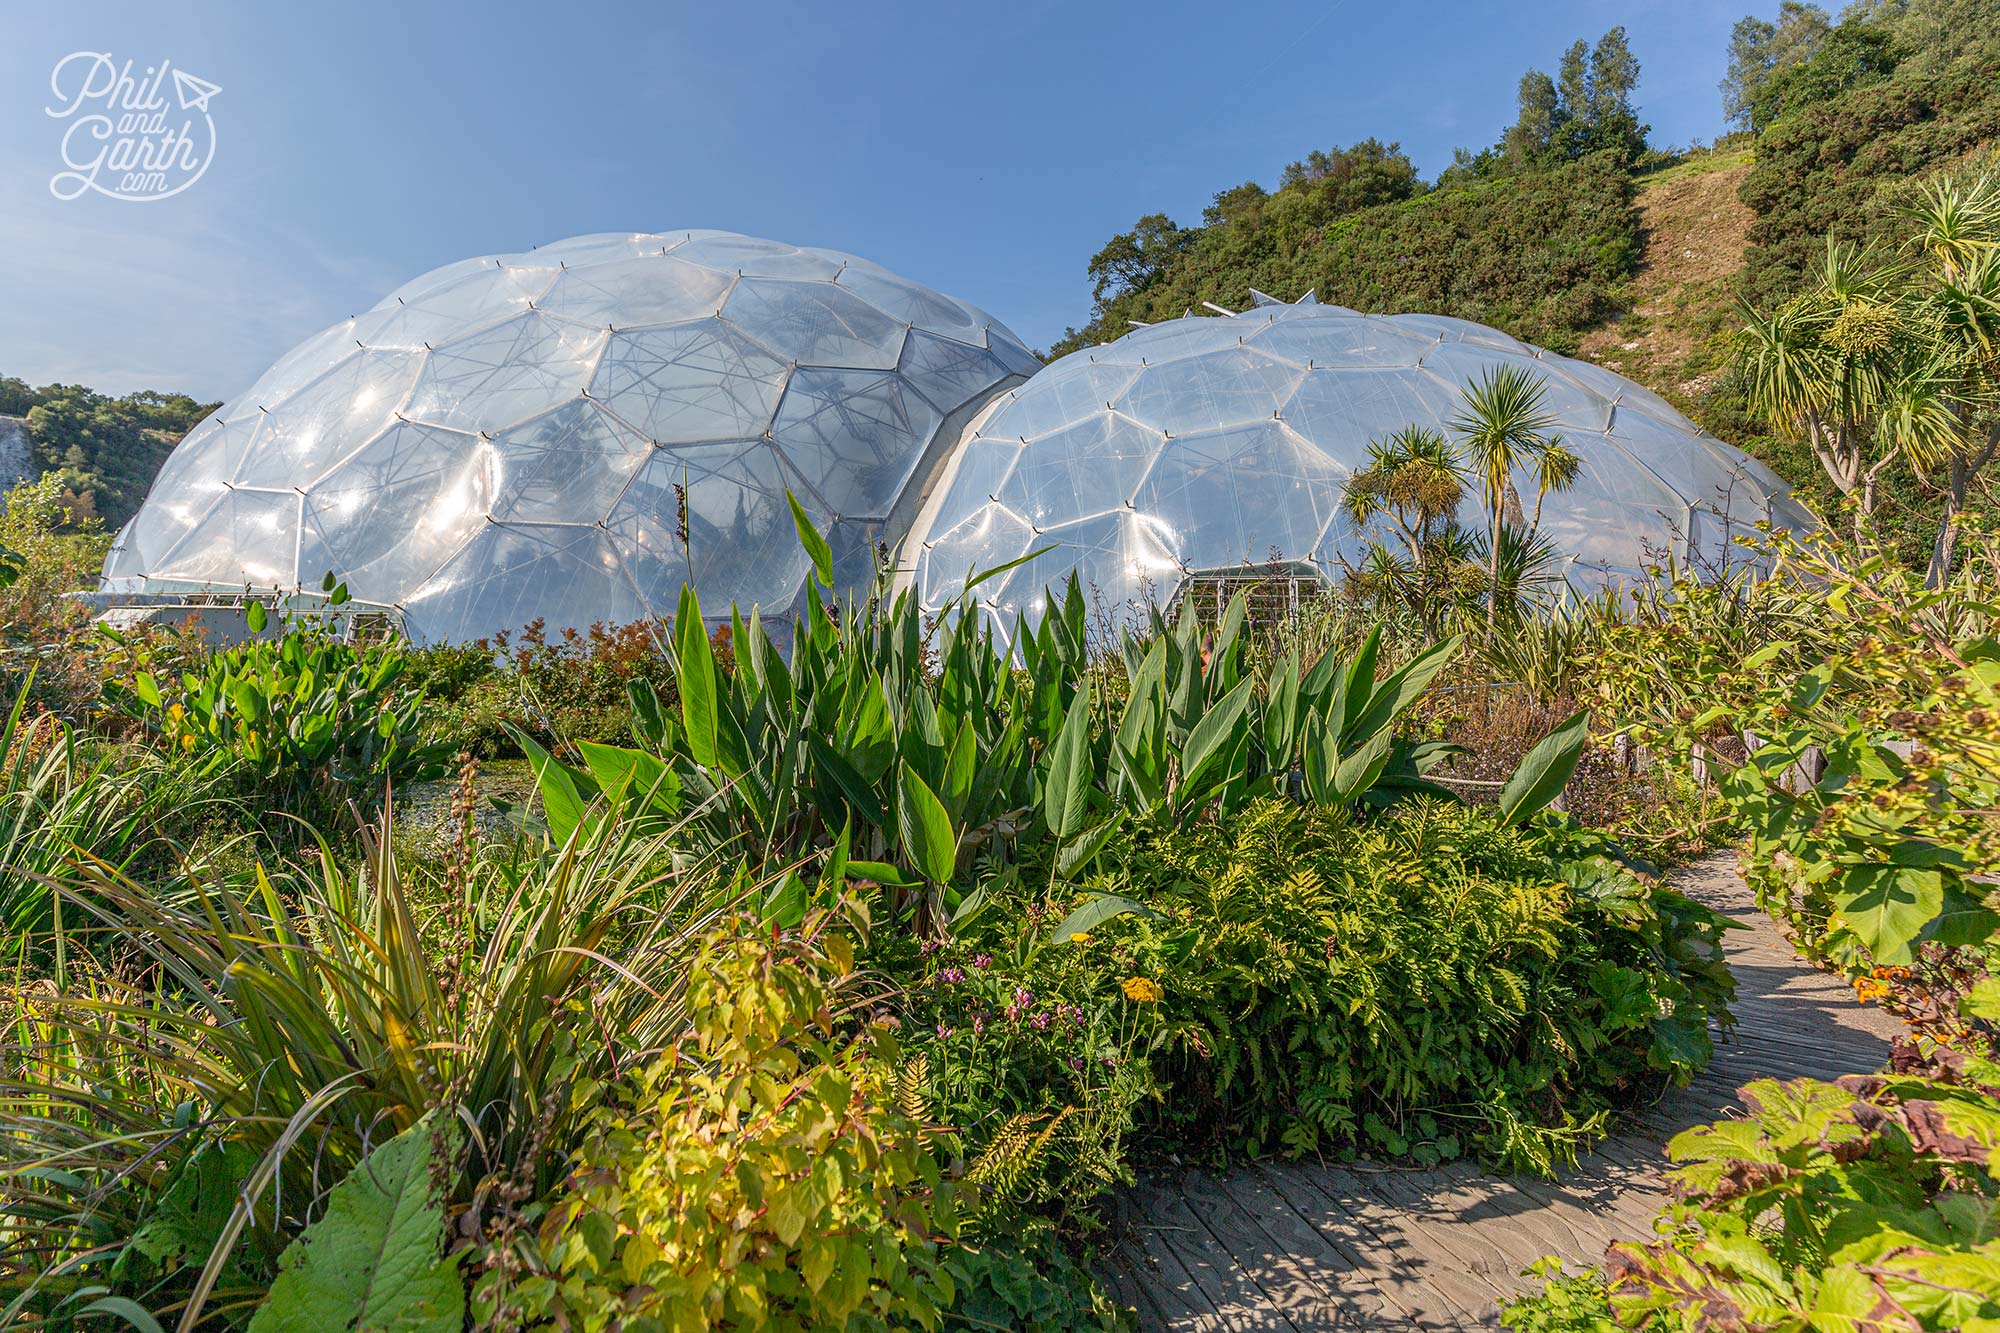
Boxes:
[1101,853,1907,1331]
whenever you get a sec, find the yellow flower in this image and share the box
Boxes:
[180,733,197,752]
[1121,976,1163,1004]
[166,703,184,722]
[1069,932,1093,945]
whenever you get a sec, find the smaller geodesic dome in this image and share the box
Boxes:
[100,230,1040,643]
[902,298,1814,634]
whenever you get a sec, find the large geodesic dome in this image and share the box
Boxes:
[100,230,1038,642]
[902,298,1814,633]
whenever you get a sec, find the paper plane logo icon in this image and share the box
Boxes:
[172,68,221,112]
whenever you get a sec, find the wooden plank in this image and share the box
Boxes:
[1263,1162,1491,1328]
[1180,1166,1408,1328]
[1124,1181,1228,1332]
[1119,852,1921,1330]
[1135,1177,1305,1332]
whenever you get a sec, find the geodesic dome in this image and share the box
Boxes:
[100,230,1039,642]
[902,299,1814,634]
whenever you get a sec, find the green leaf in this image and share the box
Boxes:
[627,677,672,752]
[1963,976,2000,1020]
[506,725,592,844]
[674,584,719,768]
[1345,634,1459,745]
[1180,677,1253,792]
[787,489,834,588]
[1497,709,1590,824]
[1055,812,1125,879]
[1048,892,1158,945]
[248,1115,463,1333]
[1835,864,1943,966]
[1043,683,1094,840]
[132,671,162,709]
[1332,725,1396,804]
[244,601,267,634]
[896,760,957,885]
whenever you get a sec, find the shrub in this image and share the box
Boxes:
[1604,1072,2000,1331]
[1,813,719,1326]
[101,604,451,820]
[493,910,961,1332]
[912,798,1735,1179]
[424,617,684,758]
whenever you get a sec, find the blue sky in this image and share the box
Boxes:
[2,0,1760,402]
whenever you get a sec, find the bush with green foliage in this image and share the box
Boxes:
[1054,154,1638,358]
[13,380,214,528]
[101,599,452,820]
[1603,1069,2000,1331]
[914,798,1735,1181]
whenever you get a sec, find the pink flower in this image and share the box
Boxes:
[1031,1011,1052,1031]
[972,954,993,969]
[935,1022,953,1040]
[937,967,964,985]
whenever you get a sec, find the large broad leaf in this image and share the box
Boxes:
[1835,864,1943,966]
[576,741,681,816]
[896,760,958,885]
[1179,676,1253,793]
[1048,891,1159,945]
[1345,634,1460,746]
[1332,725,1396,804]
[787,489,834,588]
[674,585,720,769]
[1497,709,1590,824]
[248,1116,463,1333]
[1055,812,1125,880]
[506,725,593,844]
[1043,684,1094,840]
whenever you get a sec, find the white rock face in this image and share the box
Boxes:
[102,231,1038,643]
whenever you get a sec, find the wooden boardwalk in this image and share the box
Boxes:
[1103,854,1906,1330]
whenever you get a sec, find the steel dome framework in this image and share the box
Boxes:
[101,230,1039,643]
[901,297,1813,636]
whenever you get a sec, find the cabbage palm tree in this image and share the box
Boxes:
[1740,173,2000,578]
[1339,426,1471,639]
[1447,366,1573,634]
[1905,171,2000,584]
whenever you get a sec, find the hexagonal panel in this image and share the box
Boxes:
[404,523,649,643]
[150,488,300,589]
[979,361,1138,442]
[1280,368,1452,453]
[301,422,491,603]
[406,311,605,435]
[919,501,1033,608]
[1114,346,1303,433]
[609,440,812,616]
[234,348,423,489]
[998,415,1160,529]
[537,256,733,328]
[591,320,788,443]
[361,264,557,351]
[771,368,942,519]
[898,331,1008,413]
[838,268,986,344]
[1130,420,1349,573]
[722,278,907,370]
[488,399,650,524]
[673,233,845,280]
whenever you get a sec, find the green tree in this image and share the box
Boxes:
[1721,2,1832,130]
[1501,28,1649,168]
[1446,367,1577,633]
[1086,213,1195,310]
[1338,426,1476,638]
[1278,138,1423,217]
[1738,170,1999,577]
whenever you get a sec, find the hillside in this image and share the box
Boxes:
[1577,150,1756,412]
